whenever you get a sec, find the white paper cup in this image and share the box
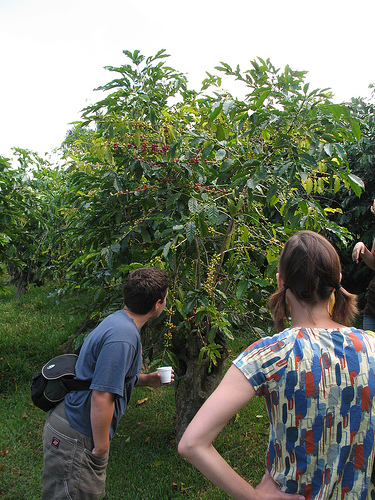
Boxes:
[157,366,172,384]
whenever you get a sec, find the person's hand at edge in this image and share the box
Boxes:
[256,471,305,500]
[352,242,366,263]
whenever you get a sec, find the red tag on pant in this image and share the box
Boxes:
[51,437,60,448]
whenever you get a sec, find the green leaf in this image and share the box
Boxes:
[164,350,179,368]
[163,241,172,258]
[202,144,214,161]
[188,198,199,214]
[183,298,196,315]
[255,90,271,109]
[350,119,361,141]
[134,129,141,147]
[207,204,219,225]
[190,136,204,146]
[216,124,225,141]
[174,299,185,316]
[262,129,270,140]
[186,221,196,242]
[208,326,218,344]
[298,200,308,215]
[266,184,278,203]
[110,242,121,253]
[327,104,343,120]
[141,227,151,243]
[198,348,204,365]
[210,102,222,121]
[324,143,333,157]
[197,215,209,237]
[228,198,236,216]
[305,178,313,195]
[236,281,248,299]
[117,263,143,273]
[240,224,249,242]
[166,193,181,208]
[215,149,226,162]
[348,173,364,197]
[334,143,345,160]
[222,100,234,116]
[247,178,259,190]
[220,159,235,172]
[251,277,272,287]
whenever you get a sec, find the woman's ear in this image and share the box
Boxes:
[276,273,284,290]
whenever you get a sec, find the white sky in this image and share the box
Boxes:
[1,0,374,161]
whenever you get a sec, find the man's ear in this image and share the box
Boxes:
[154,299,163,312]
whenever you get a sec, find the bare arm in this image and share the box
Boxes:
[178,365,304,500]
[352,240,375,270]
[136,370,174,387]
[90,389,115,457]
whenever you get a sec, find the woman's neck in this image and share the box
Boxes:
[288,295,344,329]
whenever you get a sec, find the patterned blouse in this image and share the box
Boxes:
[233,327,375,500]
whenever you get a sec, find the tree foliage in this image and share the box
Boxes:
[1,50,369,436]
[46,50,365,437]
[328,91,375,301]
[0,150,68,295]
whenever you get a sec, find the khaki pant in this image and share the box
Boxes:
[42,402,109,500]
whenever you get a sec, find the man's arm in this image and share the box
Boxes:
[91,389,115,457]
[136,370,174,387]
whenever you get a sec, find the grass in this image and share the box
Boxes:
[0,285,269,499]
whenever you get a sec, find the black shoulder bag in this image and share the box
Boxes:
[31,351,91,412]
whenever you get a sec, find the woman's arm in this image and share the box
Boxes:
[352,240,375,270]
[178,365,304,500]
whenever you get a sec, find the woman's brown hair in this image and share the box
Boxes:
[269,230,358,330]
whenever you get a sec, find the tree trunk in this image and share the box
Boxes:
[6,264,30,296]
[172,330,228,443]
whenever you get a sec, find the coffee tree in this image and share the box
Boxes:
[0,150,67,295]
[60,50,363,438]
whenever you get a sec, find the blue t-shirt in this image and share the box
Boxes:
[65,309,142,440]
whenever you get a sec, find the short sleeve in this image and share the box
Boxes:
[90,340,137,396]
[233,331,296,395]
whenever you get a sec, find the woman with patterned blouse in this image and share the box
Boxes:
[179,230,375,500]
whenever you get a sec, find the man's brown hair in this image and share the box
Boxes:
[123,267,169,315]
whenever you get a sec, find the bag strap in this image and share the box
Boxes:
[60,345,90,392]
[62,343,90,391]
[61,377,91,392]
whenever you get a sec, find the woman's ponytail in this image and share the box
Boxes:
[332,286,358,326]
[269,286,289,331]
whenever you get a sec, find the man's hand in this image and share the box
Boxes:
[136,370,175,387]
[91,447,108,458]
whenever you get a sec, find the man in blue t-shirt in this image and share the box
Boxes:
[42,267,171,499]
